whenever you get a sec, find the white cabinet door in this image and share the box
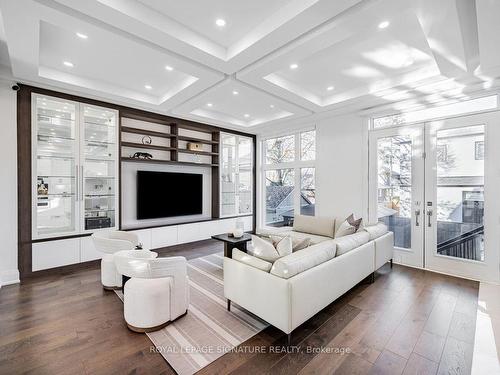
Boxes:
[178,223,202,243]
[130,229,153,250]
[32,238,80,271]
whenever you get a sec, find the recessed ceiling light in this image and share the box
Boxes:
[378,21,390,29]
[290,63,298,70]
[76,32,88,39]
[244,114,250,118]
[207,103,213,107]
[232,90,239,95]
[63,61,74,67]
[145,84,152,90]
[165,65,174,71]
[327,86,335,91]
[215,19,226,27]
[270,104,275,108]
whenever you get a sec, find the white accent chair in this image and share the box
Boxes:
[91,230,140,290]
[114,250,190,332]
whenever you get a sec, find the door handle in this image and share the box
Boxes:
[415,209,421,226]
[427,209,433,227]
[75,165,79,202]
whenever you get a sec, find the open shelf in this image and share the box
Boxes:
[121,126,176,139]
[177,135,218,145]
[177,148,219,156]
[121,157,218,167]
[121,142,176,152]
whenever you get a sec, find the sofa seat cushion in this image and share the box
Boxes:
[247,235,292,262]
[232,248,273,272]
[364,222,389,240]
[270,240,337,279]
[293,214,335,238]
[334,231,370,256]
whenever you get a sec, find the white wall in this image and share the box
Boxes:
[315,114,368,220]
[0,79,19,285]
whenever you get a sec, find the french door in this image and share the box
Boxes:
[370,112,500,282]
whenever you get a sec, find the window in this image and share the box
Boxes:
[265,135,294,164]
[301,131,316,160]
[300,168,315,216]
[373,95,498,129]
[262,129,316,227]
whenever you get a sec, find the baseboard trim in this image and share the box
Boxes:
[1,269,20,285]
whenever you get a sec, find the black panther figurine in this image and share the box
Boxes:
[132,152,153,159]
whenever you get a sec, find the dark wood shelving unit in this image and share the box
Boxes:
[177,148,219,156]
[177,135,219,145]
[120,157,218,167]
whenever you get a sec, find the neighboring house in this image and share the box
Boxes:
[266,185,313,225]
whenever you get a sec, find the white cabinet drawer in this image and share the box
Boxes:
[80,236,102,262]
[177,223,202,243]
[151,226,177,248]
[32,238,80,271]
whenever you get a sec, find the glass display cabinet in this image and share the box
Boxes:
[32,94,118,239]
[220,132,253,217]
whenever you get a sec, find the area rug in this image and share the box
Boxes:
[115,252,268,375]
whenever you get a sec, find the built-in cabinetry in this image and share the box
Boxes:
[32,94,119,239]
[220,132,253,217]
[31,216,253,271]
[19,85,255,277]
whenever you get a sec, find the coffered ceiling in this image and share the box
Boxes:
[1,0,500,132]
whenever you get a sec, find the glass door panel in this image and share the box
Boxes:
[369,125,424,267]
[425,113,499,281]
[33,95,78,238]
[82,105,118,231]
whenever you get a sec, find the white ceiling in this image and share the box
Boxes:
[1,0,500,133]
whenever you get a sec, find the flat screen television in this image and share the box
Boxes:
[137,171,203,219]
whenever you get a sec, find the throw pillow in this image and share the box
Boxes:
[247,235,292,262]
[270,235,311,252]
[335,214,363,238]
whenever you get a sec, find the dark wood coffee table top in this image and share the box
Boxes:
[211,233,252,244]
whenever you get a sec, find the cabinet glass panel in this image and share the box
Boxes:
[221,134,237,216]
[238,137,253,215]
[220,133,253,217]
[82,105,117,230]
[34,96,78,237]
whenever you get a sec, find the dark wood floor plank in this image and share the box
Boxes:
[437,336,474,375]
[369,350,407,375]
[413,331,446,364]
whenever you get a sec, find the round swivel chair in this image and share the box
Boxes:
[114,250,189,332]
[91,230,140,290]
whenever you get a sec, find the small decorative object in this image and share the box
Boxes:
[187,142,202,151]
[131,152,153,159]
[141,135,152,145]
[37,178,48,195]
[232,218,245,238]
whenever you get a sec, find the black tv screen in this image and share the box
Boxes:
[137,171,203,219]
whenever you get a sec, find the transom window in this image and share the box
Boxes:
[262,129,316,227]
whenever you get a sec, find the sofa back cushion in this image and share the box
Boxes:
[334,231,370,256]
[270,240,337,279]
[247,235,292,262]
[232,248,273,272]
[293,214,335,238]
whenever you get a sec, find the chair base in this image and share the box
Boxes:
[126,310,188,333]
[103,285,122,291]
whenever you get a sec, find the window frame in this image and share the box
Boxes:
[260,128,316,228]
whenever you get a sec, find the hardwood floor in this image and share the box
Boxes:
[0,240,479,374]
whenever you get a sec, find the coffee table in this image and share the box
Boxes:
[211,233,252,258]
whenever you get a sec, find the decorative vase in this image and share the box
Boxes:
[232,219,245,238]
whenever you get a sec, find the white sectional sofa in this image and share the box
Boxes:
[223,215,393,342]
